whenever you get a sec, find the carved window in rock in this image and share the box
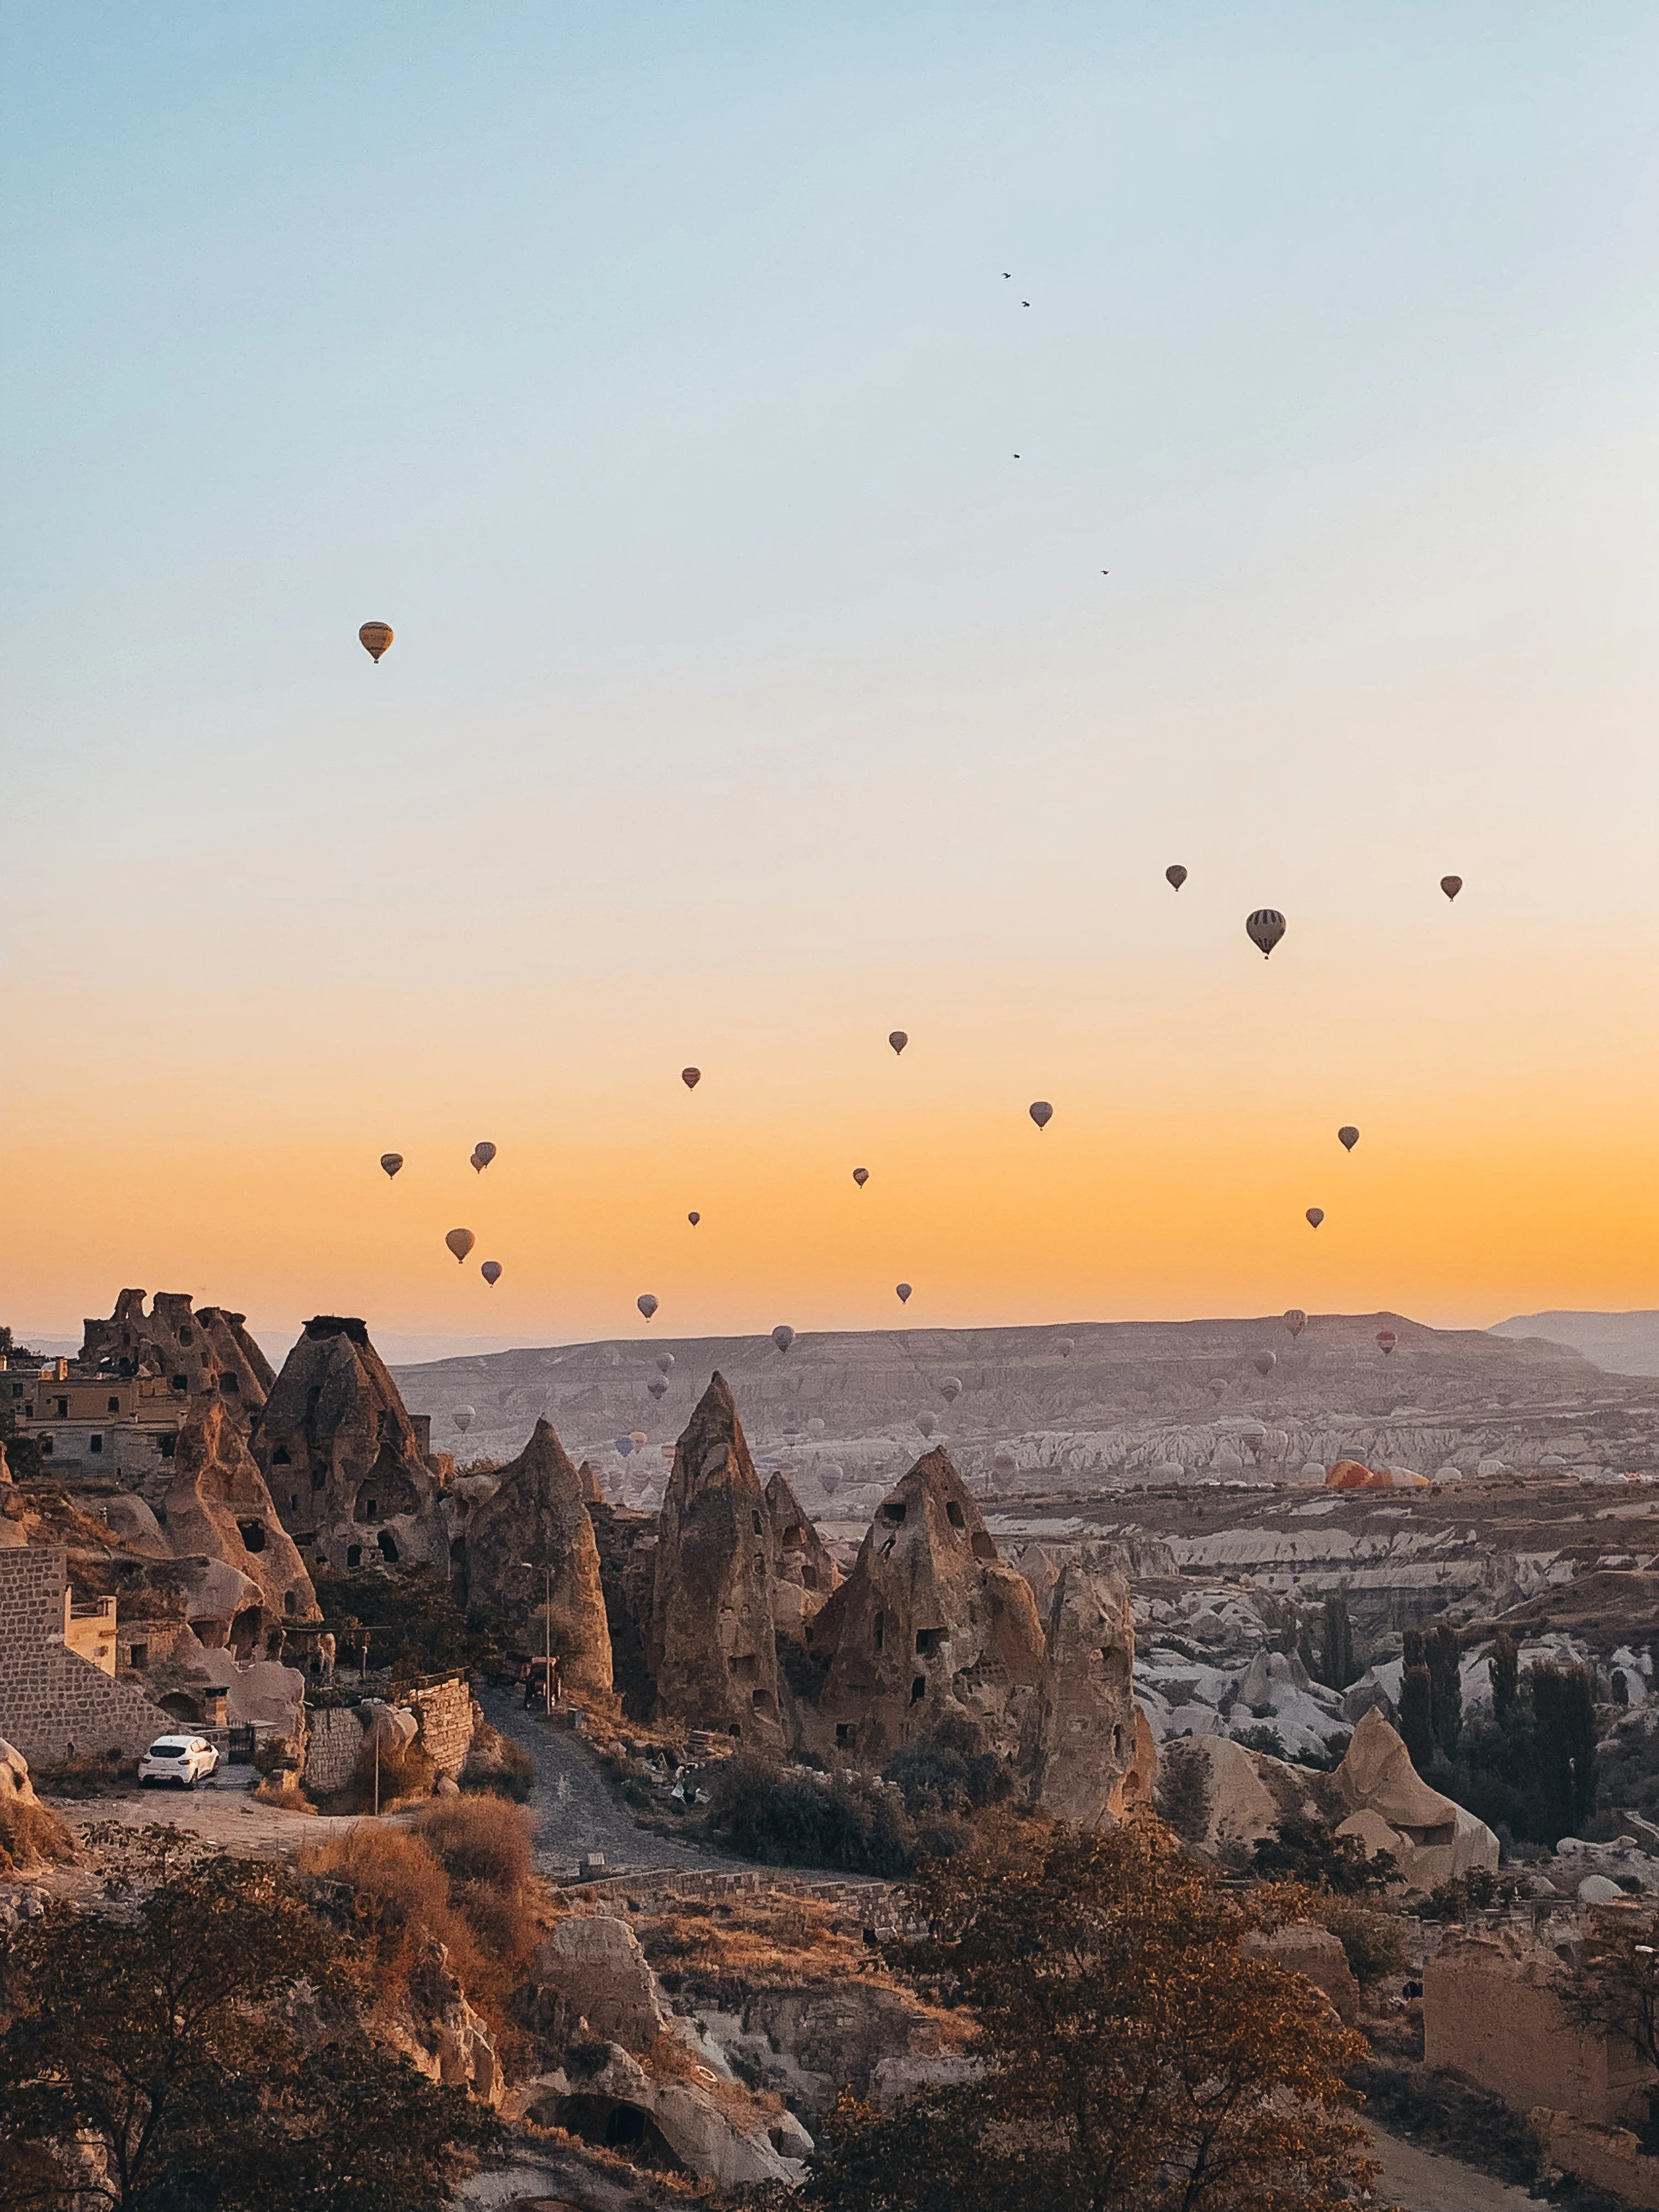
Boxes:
[946,1501,966,1531]
[1113,1724,1125,1759]
[273,1447,292,1465]
[289,1494,300,1512]
[800,1565,818,1591]
[237,1519,267,1555]
[107,1396,120,1414]
[221,1373,239,1393]
[881,1503,906,1526]
[751,1510,763,1536]
[910,1675,927,1705]
[971,1532,996,1561]
[378,1531,399,1561]
[284,1590,297,1617]
[353,1458,417,1523]
[729,1654,759,1683]
[171,1375,188,1392]
[158,1435,177,1459]
[89,1434,103,1453]
[915,1627,945,1656]
[835,1722,854,1746]
[346,1544,363,1568]
[783,1524,807,1551]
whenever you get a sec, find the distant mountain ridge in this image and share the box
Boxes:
[1491,1311,1659,1378]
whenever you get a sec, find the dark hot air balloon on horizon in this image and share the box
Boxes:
[1166,865,1187,891]
[1254,1351,1277,1377]
[359,620,393,663]
[888,1030,909,1056]
[1338,1126,1360,1152]
[380,1153,403,1178]
[453,1406,475,1433]
[636,1294,659,1322]
[771,1324,795,1353]
[1246,909,1286,958]
[648,1376,667,1400]
[1284,1309,1307,1339]
[480,1260,501,1287]
[656,1353,675,1375]
[1441,876,1463,902]
[1029,1101,1053,1130]
[1306,1207,1324,1229]
[895,1283,912,1304]
[939,1376,962,1403]
[1377,1329,1397,1356]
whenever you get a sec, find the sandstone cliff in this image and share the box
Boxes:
[764,1468,840,1640]
[1019,1551,1137,1825]
[81,1289,274,1418]
[647,1374,783,1750]
[464,1419,613,1708]
[164,1400,319,1628]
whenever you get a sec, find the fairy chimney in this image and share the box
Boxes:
[1019,1551,1137,1826]
[465,1419,614,1707]
[647,1374,783,1750]
[764,1468,840,1640]
[808,1447,1045,1767]
[165,1399,320,1630]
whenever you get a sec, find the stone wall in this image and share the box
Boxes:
[1424,1929,1654,2128]
[404,1677,474,1779]
[0,1549,176,1763]
[303,1704,367,1795]
[1532,2112,1659,2209]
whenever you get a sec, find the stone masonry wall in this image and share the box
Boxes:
[303,1705,368,1795]
[0,1549,175,1764]
[404,1677,473,1779]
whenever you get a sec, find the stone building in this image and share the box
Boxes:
[0,1547,175,1764]
[80,1289,275,1413]
[647,1374,785,1750]
[253,1316,449,1577]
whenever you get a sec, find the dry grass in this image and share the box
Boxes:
[0,1796,76,1875]
[419,1793,534,1892]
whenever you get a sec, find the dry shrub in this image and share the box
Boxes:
[419,1793,533,1893]
[0,1796,76,1874]
[326,1729,437,1814]
[31,1751,137,1801]
[460,1720,534,1802]
[1303,1892,1410,1991]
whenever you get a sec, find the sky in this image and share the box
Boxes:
[5,3,1659,1357]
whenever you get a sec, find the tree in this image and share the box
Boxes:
[0,1825,491,2211]
[1488,1629,1519,1726]
[1317,1593,1360,1691]
[794,1821,1377,2212]
[1561,1899,1659,2149]
[1529,1660,1598,1843]
[1425,1622,1463,1759]
[1398,1657,1435,1775]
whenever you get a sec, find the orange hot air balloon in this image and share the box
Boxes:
[380,1153,403,1178]
[1306,1207,1324,1229]
[1324,1458,1376,1491]
[445,1228,476,1263]
[1283,1309,1307,1339]
[359,621,393,663]
[1165,864,1187,891]
[1441,875,1463,902]
[681,1067,701,1090]
[1376,1330,1397,1356]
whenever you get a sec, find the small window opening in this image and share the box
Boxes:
[89,1434,103,1454]
[221,1373,239,1393]
[916,1627,945,1656]
[881,1502,906,1525]
[836,1722,854,1746]
[237,1520,267,1554]
[971,1531,996,1561]
[158,1435,177,1459]
[751,1510,763,1536]
[55,1397,69,1417]
[364,1498,379,1520]
[873,1611,885,1651]
[946,1500,966,1530]
[130,1642,149,1669]
[289,1493,299,1511]
[377,1531,399,1561]
[801,1565,818,1590]
[42,1436,54,1455]
[122,1333,132,1347]
[178,1328,192,1345]
[1113,1724,1125,1759]
[273,1447,291,1465]
[171,1375,188,1392]
[284,1590,297,1617]
[910,1675,927,1705]
[107,1396,120,1413]
[729,1653,759,1683]
[311,1467,325,1488]
[751,1688,771,1712]
[346,1544,362,1568]
[784,1523,806,1550]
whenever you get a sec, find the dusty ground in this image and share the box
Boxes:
[1365,2123,1545,2211]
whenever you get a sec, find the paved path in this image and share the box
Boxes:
[1365,2124,1542,2212]
[478,1688,712,1882]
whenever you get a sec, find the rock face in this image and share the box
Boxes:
[1335,1706,1499,1888]
[1019,1552,1138,1825]
[648,1375,783,1750]
[254,1317,448,1577]
[764,1469,840,1639]
[81,1290,274,1417]
[1252,1923,1361,2025]
[164,1401,319,1629]
[464,1420,613,1707]
[530,1915,669,2049]
[808,1447,1046,1766]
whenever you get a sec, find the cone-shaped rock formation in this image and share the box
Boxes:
[81,1289,275,1419]
[763,1468,840,1639]
[648,1374,783,1748]
[465,1419,614,1707]
[806,1447,1045,1766]
[166,1400,320,1630]
[1019,1551,1137,1825]
[253,1317,448,1576]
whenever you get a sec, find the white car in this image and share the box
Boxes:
[138,1735,219,1788]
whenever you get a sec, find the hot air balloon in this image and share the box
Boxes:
[895,1283,912,1304]
[1440,876,1463,902]
[993,1449,1017,1480]
[647,1376,667,1400]
[1283,1309,1307,1339]
[852,1167,870,1188]
[656,1353,675,1375]
[1057,1339,1075,1358]
[916,1413,936,1440]
[1338,1126,1359,1153]
[888,1031,908,1056]
[808,1416,825,1434]
[637,1294,659,1322]
[1376,1330,1397,1356]
[820,1462,843,1494]
[359,620,393,663]
[939,1377,962,1404]
[681,1067,701,1090]
[1029,1101,1053,1130]
[1246,909,1286,958]
[630,1430,647,1451]
[445,1227,476,1263]
[1166,864,1187,891]
[771,1324,795,1353]
[687,1211,700,1226]
[1207,1378,1227,1399]
[1306,1207,1324,1229]
[480,1260,502,1287]
[1254,1350,1277,1377]
[380,1153,403,1179]
[453,1406,475,1434]
[472,1141,496,1172]
[615,1435,634,1458]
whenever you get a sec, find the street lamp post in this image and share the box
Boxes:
[520,1560,554,1714]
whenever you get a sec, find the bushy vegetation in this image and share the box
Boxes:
[1250,1816,1395,1895]
[705,1754,919,1876]
[1413,1646,1599,1848]
[0,1823,493,2211]
[0,1794,75,1876]
[312,1564,494,1678]
[1301,1893,1409,1990]
[882,1712,1012,1820]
